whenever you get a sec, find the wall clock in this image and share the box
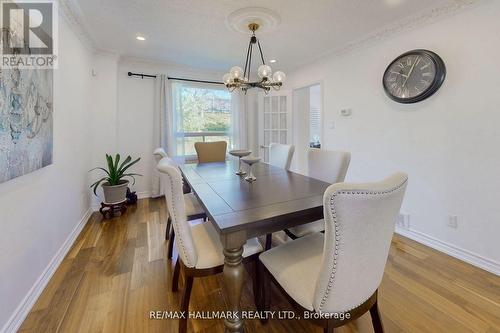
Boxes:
[383,49,446,104]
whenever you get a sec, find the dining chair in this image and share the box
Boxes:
[259,173,408,333]
[156,157,207,259]
[284,148,351,239]
[268,143,295,170]
[154,147,192,193]
[153,147,168,163]
[153,148,169,198]
[194,141,227,163]
[157,162,264,333]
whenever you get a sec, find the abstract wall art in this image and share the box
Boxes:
[0,68,53,183]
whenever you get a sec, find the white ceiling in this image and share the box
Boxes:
[71,0,459,71]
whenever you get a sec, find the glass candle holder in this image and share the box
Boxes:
[241,157,261,182]
[229,150,252,175]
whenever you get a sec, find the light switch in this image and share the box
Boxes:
[340,109,352,116]
[328,121,335,129]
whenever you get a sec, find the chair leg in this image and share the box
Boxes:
[165,217,171,240]
[370,298,384,333]
[179,275,193,333]
[168,229,175,259]
[172,258,181,292]
[283,228,298,240]
[265,233,272,250]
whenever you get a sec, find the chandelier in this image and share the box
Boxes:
[223,23,286,93]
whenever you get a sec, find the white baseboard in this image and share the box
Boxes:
[136,191,151,199]
[1,209,93,333]
[395,227,500,276]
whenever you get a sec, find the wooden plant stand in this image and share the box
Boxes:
[99,201,127,219]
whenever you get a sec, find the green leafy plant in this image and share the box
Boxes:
[90,154,142,195]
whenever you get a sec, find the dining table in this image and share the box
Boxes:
[178,159,331,333]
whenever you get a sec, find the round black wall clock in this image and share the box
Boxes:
[383,49,446,104]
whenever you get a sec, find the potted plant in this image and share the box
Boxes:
[90,154,141,204]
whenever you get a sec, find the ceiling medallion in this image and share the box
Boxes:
[225,7,281,34]
[223,22,285,93]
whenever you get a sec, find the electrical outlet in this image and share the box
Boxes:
[447,215,458,229]
[397,213,410,229]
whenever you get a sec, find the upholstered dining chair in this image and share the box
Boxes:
[157,161,264,333]
[154,147,192,194]
[153,147,168,163]
[284,149,351,239]
[153,148,169,197]
[156,157,207,259]
[259,173,408,333]
[194,141,227,163]
[268,143,295,170]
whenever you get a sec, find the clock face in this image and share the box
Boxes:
[383,50,445,103]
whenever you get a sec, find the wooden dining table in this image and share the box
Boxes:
[178,160,331,333]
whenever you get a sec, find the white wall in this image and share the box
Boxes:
[116,59,224,197]
[0,16,94,332]
[89,53,119,207]
[286,1,500,272]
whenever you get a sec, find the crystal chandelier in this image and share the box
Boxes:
[223,23,286,93]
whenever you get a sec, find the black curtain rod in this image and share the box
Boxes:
[127,72,223,85]
[128,71,156,78]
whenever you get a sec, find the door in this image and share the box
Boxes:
[258,90,292,162]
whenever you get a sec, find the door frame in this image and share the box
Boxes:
[291,80,325,149]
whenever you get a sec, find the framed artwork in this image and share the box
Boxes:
[0,68,53,183]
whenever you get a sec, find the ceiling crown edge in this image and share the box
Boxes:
[291,0,481,72]
[59,0,97,52]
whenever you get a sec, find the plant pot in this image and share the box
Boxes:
[102,180,129,204]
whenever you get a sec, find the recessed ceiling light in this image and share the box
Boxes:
[269,59,277,63]
[136,35,146,41]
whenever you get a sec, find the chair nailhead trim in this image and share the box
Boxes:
[166,171,194,268]
[318,176,408,313]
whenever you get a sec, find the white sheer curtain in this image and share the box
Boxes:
[151,74,174,198]
[231,91,247,150]
[171,81,185,156]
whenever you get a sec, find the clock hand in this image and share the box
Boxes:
[390,71,409,78]
[403,56,421,88]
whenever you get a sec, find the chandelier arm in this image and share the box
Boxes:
[225,23,283,93]
[257,40,266,65]
[248,42,253,82]
[243,39,252,80]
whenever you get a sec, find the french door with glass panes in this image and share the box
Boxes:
[258,91,292,162]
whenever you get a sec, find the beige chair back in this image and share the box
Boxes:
[307,148,351,184]
[269,143,295,170]
[313,173,408,313]
[194,141,227,163]
[157,159,198,268]
[153,147,168,163]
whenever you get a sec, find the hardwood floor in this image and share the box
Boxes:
[19,198,500,333]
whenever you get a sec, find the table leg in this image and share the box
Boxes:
[223,244,245,332]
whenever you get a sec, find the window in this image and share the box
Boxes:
[172,82,233,158]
